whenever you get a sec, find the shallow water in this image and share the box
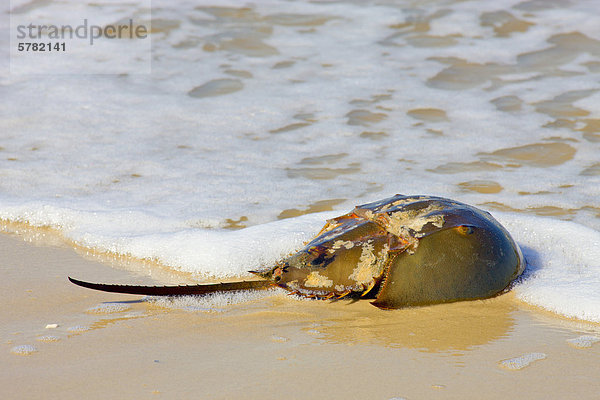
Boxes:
[1,0,599,321]
[2,223,600,399]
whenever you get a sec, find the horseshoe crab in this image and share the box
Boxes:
[69,194,525,309]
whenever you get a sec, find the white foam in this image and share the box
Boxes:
[497,213,600,323]
[85,303,131,314]
[67,325,90,333]
[10,345,38,356]
[79,211,337,277]
[37,335,61,342]
[1,0,599,323]
[566,335,600,349]
[270,335,289,343]
[150,287,285,312]
[498,352,546,370]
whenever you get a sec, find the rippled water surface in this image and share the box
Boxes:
[1,0,599,320]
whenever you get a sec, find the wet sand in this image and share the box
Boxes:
[1,231,600,400]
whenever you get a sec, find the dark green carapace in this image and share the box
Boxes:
[256,194,524,308]
[70,194,525,309]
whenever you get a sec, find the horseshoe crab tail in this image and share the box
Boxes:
[68,276,274,296]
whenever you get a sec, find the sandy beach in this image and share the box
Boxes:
[3,2,600,398]
[2,228,599,400]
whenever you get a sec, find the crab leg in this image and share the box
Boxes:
[322,292,336,300]
[361,281,377,297]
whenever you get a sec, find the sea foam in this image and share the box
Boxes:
[1,0,599,322]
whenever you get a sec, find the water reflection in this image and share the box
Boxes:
[305,299,516,353]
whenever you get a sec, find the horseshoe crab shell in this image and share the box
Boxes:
[69,194,525,309]
[255,194,525,308]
